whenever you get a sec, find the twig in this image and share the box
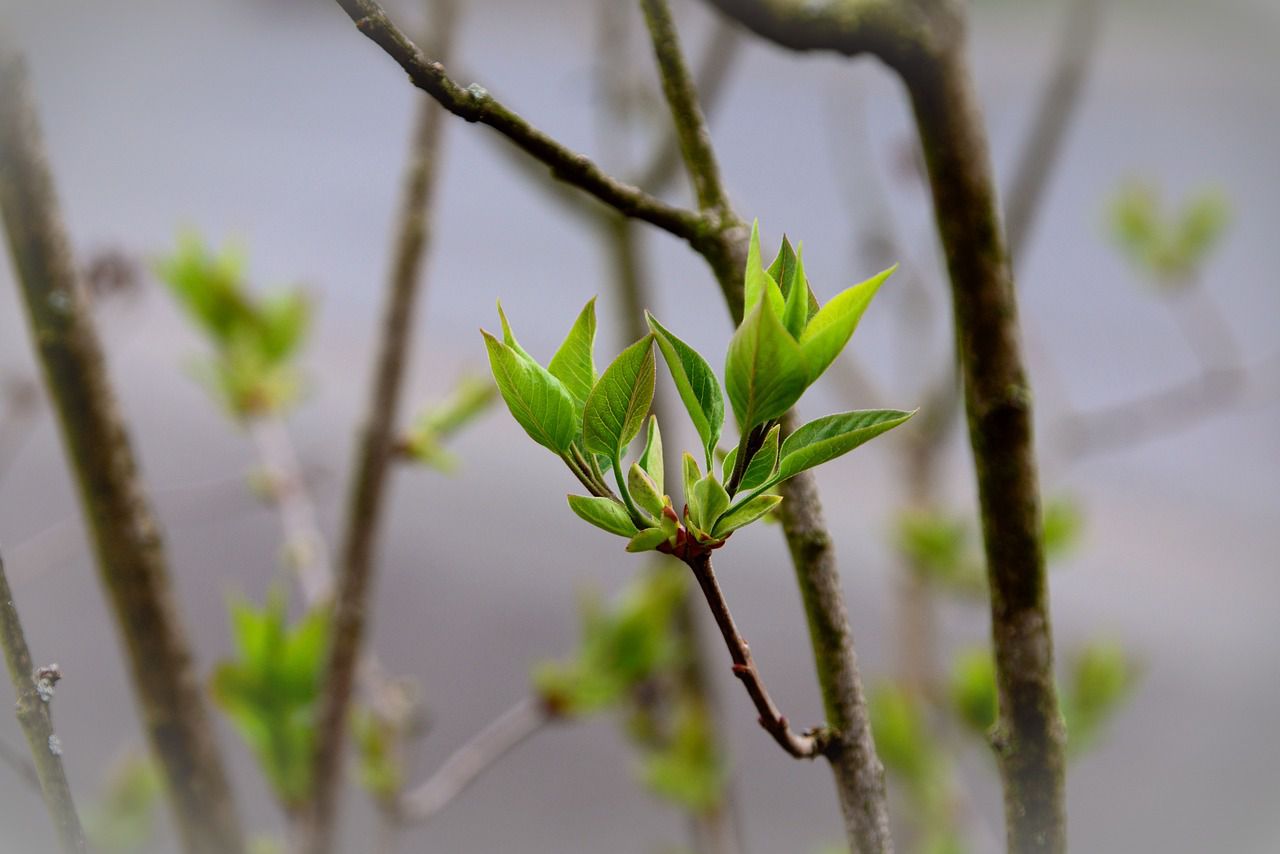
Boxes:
[0,44,244,854]
[395,696,551,824]
[0,549,86,853]
[683,551,822,758]
[301,3,458,851]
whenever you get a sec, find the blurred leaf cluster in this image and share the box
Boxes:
[157,236,312,418]
[210,594,329,811]
[1109,181,1230,286]
[401,375,498,471]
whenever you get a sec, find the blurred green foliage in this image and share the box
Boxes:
[402,375,498,471]
[638,699,726,811]
[156,235,312,418]
[83,751,163,853]
[210,593,329,810]
[1108,181,1230,285]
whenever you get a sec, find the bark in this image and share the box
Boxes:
[0,46,244,854]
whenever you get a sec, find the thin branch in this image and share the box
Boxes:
[0,549,87,853]
[301,3,458,851]
[395,696,551,824]
[0,45,244,854]
[332,0,708,243]
[683,551,823,758]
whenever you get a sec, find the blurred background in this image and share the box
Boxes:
[1,0,1277,851]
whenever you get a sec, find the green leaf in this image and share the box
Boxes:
[768,235,819,320]
[743,220,785,319]
[637,415,664,495]
[548,298,597,406]
[724,298,808,431]
[780,243,809,338]
[777,409,914,481]
[582,336,656,460]
[1042,496,1084,560]
[733,423,781,492]
[482,330,577,454]
[712,493,782,537]
[798,266,895,383]
[628,462,666,518]
[691,474,730,533]
[949,648,997,735]
[567,495,639,537]
[646,313,723,469]
[496,300,535,362]
[681,453,701,510]
[627,527,670,553]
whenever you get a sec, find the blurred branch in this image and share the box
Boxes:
[0,734,41,792]
[395,696,552,824]
[0,549,86,853]
[0,44,245,854]
[302,2,458,851]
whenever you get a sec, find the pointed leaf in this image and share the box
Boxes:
[799,266,895,383]
[628,462,666,518]
[482,330,577,453]
[583,336,656,459]
[769,234,820,320]
[780,243,809,338]
[725,299,808,430]
[627,527,670,553]
[777,409,914,481]
[567,495,639,537]
[692,474,730,532]
[681,453,701,511]
[548,298,597,406]
[496,300,535,362]
[637,415,664,495]
[646,314,723,469]
[740,424,781,491]
[712,494,783,537]
[743,221,784,319]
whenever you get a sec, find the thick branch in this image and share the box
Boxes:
[395,696,551,824]
[684,551,823,758]
[0,550,86,853]
[699,0,929,65]
[332,0,707,243]
[0,46,244,854]
[300,4,457,852]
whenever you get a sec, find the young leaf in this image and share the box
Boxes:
[776,409,914,481]
[712,493,782,537]
[780,243,809,338]
[739,423,781,491]
[567,495,640,537]
[743,220,785,318]
[691,474,730,533]
[724,298,808,430]
[548,298,597,405]
[646,313,723,469]
[496,300,536,362]
[798,266,895,383]
[482,330,577,454]
[582,336,656,460]
[681,453,702,511]
[628,462,666,518]
[637,415,664,495]
[627,527,670,553]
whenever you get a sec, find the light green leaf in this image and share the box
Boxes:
[681,453,701,510]
[692,474,730,533]
[496,300,535,362]
[798,266,895,383]
[724,298,808,430]
[743,220,785,319]
[548,298,597,406]
[738,423,781,492]
[712,493,782,537]
[628,462,666,518]
[583,336,656,459]
[637,415,664,495]
[777,409,914,481]
[482,330,577,454]
[768,235,820,320]
[627,527,670,553]
[567,494,639,537]
[780,243,809,338]
[646,313,723,469]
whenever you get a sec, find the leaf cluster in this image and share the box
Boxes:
[157,235,312,418]
[401,375,498,471]
[210,593,329,810]
[1108,181,1230,286]
[484,222,913,557]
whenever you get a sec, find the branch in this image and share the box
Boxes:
[698,0,926,62]
[0,45,245,854]
[0,549,87,853]
[301,3,458,851]
[331,0,707,244]
[395,696,551,824]
[683,551,823,758]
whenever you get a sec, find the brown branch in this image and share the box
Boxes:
[0,45,244,854]
[300,3,458,851]
[395,696,551,824]
[331,0,708,244]
[683,551,823,759]
[0,549,87,853]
